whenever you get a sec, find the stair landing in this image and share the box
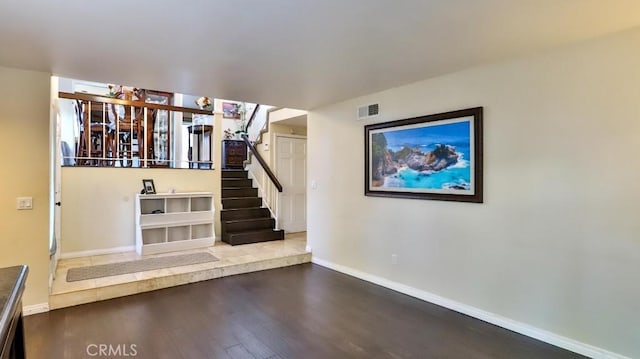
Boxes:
[49,233,309,310]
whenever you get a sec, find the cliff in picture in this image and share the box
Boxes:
[370,120,472,191]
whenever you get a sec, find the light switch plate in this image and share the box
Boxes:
[17,197,33,210]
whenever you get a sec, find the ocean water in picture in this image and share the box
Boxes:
[371,119,472,191]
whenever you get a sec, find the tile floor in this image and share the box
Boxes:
[50,232,310,309]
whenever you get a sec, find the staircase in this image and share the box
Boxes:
[221,169,284,245]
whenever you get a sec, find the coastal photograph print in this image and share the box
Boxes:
[365,107,483,202]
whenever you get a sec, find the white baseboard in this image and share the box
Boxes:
[60,245,135,259]
[311,256,629,359]
[23,303,49,316]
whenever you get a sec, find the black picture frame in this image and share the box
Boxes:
[142,179,156,194]
[364,107,483,203]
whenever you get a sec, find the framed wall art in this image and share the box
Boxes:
[365,107,483,203]
[222,102,242,119]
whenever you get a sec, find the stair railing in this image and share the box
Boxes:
[245,159,279,228]
[241,135,282,192]
[241,133,283,228]
[244,104,259,133]
[244,104,272,144]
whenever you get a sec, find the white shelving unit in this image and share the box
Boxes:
[135,192,215,255]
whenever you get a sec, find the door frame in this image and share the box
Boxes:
[272,133,307,233]
[49,76,62,289]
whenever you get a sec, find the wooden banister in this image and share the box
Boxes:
[59,92,215,115]
[240,134,283,192]
[244,104,260,132]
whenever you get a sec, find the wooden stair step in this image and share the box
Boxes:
[222,187,258,198]
[220,207,271,221]
[222,217,275,233]
[222,178,253,188]
[223,229,284,245]
[222,197,262,209]
[221,169,248,179]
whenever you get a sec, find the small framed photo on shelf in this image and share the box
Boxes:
[142,179,156,194]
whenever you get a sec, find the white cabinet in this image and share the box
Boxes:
[135,192,215,255]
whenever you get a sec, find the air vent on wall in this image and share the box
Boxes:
[357,103,379,120]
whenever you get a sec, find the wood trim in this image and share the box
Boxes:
[58,92,214,115]
[240,134,283,192]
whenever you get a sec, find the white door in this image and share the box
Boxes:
[276,136,307,233]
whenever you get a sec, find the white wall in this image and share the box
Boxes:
[270,108,307,123]
[61,167,221,255]
[308,27,640,358]
[0,66,51,307]
[60,94,226,255]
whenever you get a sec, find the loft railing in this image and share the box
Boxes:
[58,92,215,168]
[59,92,212,115]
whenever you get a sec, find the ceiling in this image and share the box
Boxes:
[1,1,640,110]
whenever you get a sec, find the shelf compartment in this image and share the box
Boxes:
[140,198,165,215]
[191,197,212,212]
[191,223,213,239]
[142,228,166,244]
[166,198,190,213]
[168,226,190,242]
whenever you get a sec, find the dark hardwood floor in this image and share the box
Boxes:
[25,264,585,358]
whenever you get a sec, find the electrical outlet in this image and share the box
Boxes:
[17,197,33,210]
[391,254,398,265]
